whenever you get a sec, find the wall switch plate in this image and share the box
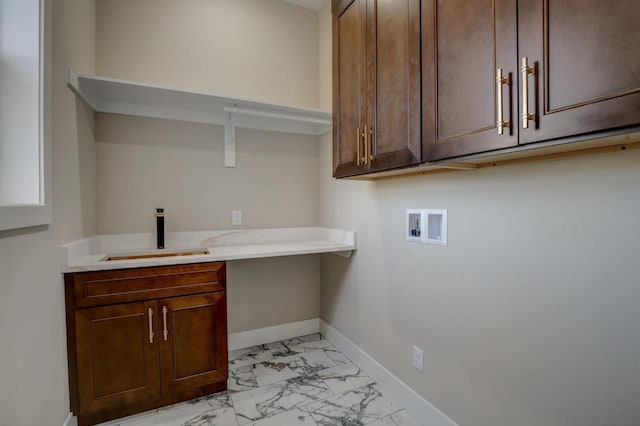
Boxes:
[232,210,242,226]
[413,346,424,372]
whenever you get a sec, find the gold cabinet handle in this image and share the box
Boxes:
[162,306,168,341]
[496,68,510,135]
[521,56,536,129]
[363,125,369,166]
[364,125,374,166]
[357,128,362,166]
[148,308,154,344]
[368,126,374,164]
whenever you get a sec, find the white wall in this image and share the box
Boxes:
[96,0,319,109]
[318,3,640,426]
[227,256,320,334]
[0,1,96,425]
[95,115,319,234]
[95,0,322,333]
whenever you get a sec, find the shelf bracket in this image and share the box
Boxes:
[224,112,237,168]
[331,250,353,259]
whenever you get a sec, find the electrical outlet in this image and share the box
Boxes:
[413,346,424,372]
[232,210,242,226]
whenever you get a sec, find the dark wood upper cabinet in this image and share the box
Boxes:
[333,0,367,177]
[333,0,421,177]
[422,0,519,161]
[422,0,640,161]
[518,0,640,145]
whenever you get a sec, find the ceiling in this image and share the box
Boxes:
[281,0,328,12]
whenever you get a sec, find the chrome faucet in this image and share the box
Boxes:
[155,208,165,249]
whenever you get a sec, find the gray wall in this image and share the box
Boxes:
[317,3,640,425]
[0,1,96,425]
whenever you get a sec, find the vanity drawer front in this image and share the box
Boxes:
[72,262,226,308]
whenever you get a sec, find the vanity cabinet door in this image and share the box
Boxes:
[159,293,228,394]
[518,0,640,145]
[75,301,161,414]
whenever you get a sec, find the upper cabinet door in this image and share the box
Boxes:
[333,0,367,178]
[365,0,421,172]
[518,0,640,144]
[422,0,518,161]
[333,0,421,177]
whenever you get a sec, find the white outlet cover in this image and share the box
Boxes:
[413,346,424,372]
[232,210,242,226]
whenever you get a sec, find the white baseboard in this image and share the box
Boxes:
[63,412,77,426]
[228,318,320,351]
[320,319,458,426]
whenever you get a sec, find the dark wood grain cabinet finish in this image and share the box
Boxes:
[75,301,161,415]
[159,293,227,394]
[518,0,640,145]
[65,262,227,426]
[333,0,421,177]
[422,0,519,160]
[333,0,366,177]
[422,0,640,161]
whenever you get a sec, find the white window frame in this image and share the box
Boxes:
[0,0,51,231]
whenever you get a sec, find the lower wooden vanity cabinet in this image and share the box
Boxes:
[65,262,228,426]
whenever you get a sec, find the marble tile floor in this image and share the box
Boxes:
[98,334,421,426]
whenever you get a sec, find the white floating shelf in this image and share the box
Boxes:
[67,69,332,167]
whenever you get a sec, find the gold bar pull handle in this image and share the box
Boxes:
[496,68,510,135]
[521,56,536,129]
[148,308,154,344]
[364,125,374,167]
[357,128,362,166]
[162,306,168,341]
[363,125,369,166]
[368,126,374,165]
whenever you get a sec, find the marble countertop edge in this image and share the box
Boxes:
[61,227,356,272]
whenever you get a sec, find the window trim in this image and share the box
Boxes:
[0,0,51,232]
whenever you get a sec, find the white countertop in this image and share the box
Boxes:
[61,227,356,272]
